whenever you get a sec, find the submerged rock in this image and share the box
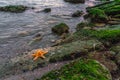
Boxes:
[43,8,51,13]
[52,23,69,35]
[72,10,83,17]
[17,31,30,36]
[64,0,85,3]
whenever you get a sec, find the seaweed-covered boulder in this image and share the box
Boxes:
[64,0,85,3]
[0,5,27,13]
[52,23,69,35]
[72,10,83,17]
[88,8,108,23]
[50,39,104,62]
[40,59,112,80]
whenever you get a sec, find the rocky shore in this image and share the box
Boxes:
[0,0,120,80]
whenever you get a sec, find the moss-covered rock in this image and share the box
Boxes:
[40,59,111,80]
[0,5,27,13]
[64,0,85,3]
[52,23,69,35]
[86,1,120,22]
[88,8,108,23]
[50,39,103,62]
[79,29,120,44]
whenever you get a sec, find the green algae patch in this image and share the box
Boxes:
[86,1,120,23]
[80,29,120,43]
[40,59,111,80]
[88,8,108,23]
[0,5,27,13]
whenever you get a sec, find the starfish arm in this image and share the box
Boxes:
[41,55,46,59]
[33,56,39,60]
[32,54,36,57]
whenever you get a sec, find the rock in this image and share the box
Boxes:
[52,39,64,46]
[64,0,85,3]
[60,33,68,39]
[76,22,94,31]
[0,5,27,13]
[50,39,104,62]
[33,33,43,41]
[109,18,120,21]
[115,52,120,66]
[110,44,120,53]
[51,39,56,43]
[72,10,83,17]
[108,21,120,25]
[28,33,43,45]
[52,23,69,35]
[17,31,29,36]
[88,8,108,23]
[41,59,112,80]
[43,8,51,13]
[89,51,118,72]
[94,23,106,27]
[34,33,42,38]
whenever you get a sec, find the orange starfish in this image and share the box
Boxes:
[32,49,48,61]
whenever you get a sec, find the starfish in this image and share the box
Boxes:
[32,49,48,61]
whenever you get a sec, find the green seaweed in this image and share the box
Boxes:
[39,59,111,80]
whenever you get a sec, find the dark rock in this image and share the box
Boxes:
[76,22,88,30]
[72,10,83,17]
[52,23,69,35]
[115,52,120,67]
[64,0,85,3]
[0,5,27,13]
[34,33,42,38]
[43,8,51,13]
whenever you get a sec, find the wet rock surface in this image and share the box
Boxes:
[64,0,85,3]
[72,10,83,17]
[43,8,51,13]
